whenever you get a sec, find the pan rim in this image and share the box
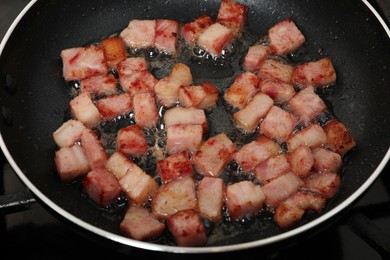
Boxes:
[0,0,389,254]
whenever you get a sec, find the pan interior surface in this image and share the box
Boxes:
[0,0,389,253]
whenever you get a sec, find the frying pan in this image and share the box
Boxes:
[1,0,390,254]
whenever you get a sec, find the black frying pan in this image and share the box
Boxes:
[1,0,390,254]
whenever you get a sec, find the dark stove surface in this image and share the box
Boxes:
[1,1,390,259]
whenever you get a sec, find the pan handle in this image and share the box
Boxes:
[0,189,36,215]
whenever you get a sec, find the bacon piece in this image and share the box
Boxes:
[288,145,314,178]
[157,151,194,183]
[118,57,148,74]
[96,93,133,120]
[133,92,159,129]
[260,106,298,143]
[164,106,207,133]
[119,164,158,205]
[155,19,179,54]
[54,144,90,182]
[262,172,304,208]
[225,181,265,220]
[152,176,197,219]
[154,77,182,107]
[258,59,294,84]
[217,0,248,37]
[323,119,356,156]
[233,92,274,132]
[120,70,158,96]
[155,63,193,107]
[243,45,270,73]
[170,63,193,87]
[274,191,326,228]
[287,123,328,151]
[181,15,214,46]
[166,124,203,155]
[167,209,207,247]
[60,46,108,81]
[312,147,342,173]
[268,18,305,56]
[81,128,108,169]
[79,74,117,97]
[197,177,224,222]
[303,172,341,198]
[193,133,237,177]
[178,82,218,109]
[116,125,148,157]
[288,86,327,125]
[197,23,233,57]
[52,119,86,148]
[105,151,134,179]
[100,37,127,69]
[69,92,101,128]
[234,136,281,172]
[82,167,121,207]
[120,206,165,241]
[260,79,296,104]
[224,72,260,109]
[292,58,337,87]
[254,154,291,183]
[120,19,156,49]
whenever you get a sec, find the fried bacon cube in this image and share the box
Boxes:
[119,164,158,205]
[79,74,117,97]
[258,59,294,84]
[268,18,306,56]
[225,181,265,220]
[105,151,134,180]
[100,37,127,69]
[181,15,214,46]
[96,93,133,121]
[81,128,108,169]
[133,91,159,129]
[157,151,194,183]
[60,45,108,81]
[287,123,328,151]
[323,118,356,156]
[54,144,90,182]
[167,209,207,247]
[166,124,203,155]
[120,206,165,241]
[292,57,337,87]
[224,72,260,110]
[52,119,86,148]
[155,19,179,54]
[260,79,296,104]
[152,176,197,219]
[260,105,298,143]
[243,45,270,73]
[288,145,314,178]
[82,167,121,207]
[178,82,218,109]
[262,172,304,208]
[232,92,274,132]
[197,22,233,57]
[254,154,291,184]
[197,177,224,222]
[288,86,327,125]
[120,19,156,49]
[234,135,281,172]
[217,0,248,37]
[116,124,148,157]
[69,92,101,128]
[193,133,237,177]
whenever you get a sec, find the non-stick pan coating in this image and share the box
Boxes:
[0,0,389,253]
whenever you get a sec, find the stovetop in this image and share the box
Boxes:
[1,0,390,259]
